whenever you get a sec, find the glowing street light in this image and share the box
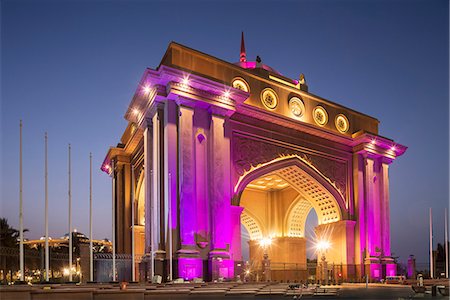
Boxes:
[259,237,273,282]
[316,240,331,252]
[315,239,331,285]
[259,237,273,249]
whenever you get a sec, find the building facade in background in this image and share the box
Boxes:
[102,38,406,282]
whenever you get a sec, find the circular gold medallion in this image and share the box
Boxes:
[260,88,278,110]
[335,114,349,133]
[313,106,328,126]
[289,97,305,118]
[231,77,250,92]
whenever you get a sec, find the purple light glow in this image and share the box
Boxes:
[386,264,397,277]
[210,258,235,279]
[234,61,284,76]
[178,258,203,280]
[370,265,381,279]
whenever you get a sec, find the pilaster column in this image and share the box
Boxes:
[364,157,381,257]
[209,114,233,280]
[143,122,153,256]
[209,114,231,253]
[379,160,391,257]
[178,106,197,249]
[177,105,202,280]
[353,154,366,277]
[164,100,178,263]
[152,108,165,267]
[363,156,382,280]
[230,206,244,262]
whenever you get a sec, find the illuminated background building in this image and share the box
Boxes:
[102,37,406,282]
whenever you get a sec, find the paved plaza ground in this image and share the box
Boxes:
[1,282,449,300]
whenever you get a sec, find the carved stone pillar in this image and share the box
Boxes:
[152,108,165,276]
[379,159,396,276]
[143,120,153,280]
[364,156,382,280]
[353,153,366,278]
[177,105,202,280]
[209,114,233,280]
[143,123,152,255]
[230,206,244,263]
[380,160,391,257]
[164,100,178,280]
[194,109,209,249]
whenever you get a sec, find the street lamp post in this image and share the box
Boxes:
[316,240,331,286]
[259,237,272,282]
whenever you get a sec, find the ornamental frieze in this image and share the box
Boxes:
[232,134,348,199]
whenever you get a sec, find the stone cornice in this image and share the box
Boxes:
[352,131,407,161]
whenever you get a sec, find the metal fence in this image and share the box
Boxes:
[0,247,139,283]
[3,247,436,283]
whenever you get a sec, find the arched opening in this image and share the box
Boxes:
[134,172,146,256]
[234,156,349,282]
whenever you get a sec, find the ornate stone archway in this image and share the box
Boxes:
[233,155,353,277]
[102,41,406,282]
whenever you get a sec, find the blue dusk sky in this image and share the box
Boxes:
[1,0,448,266]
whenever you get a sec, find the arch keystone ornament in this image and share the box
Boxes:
[101,40,407,283]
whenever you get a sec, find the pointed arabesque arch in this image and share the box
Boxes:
[232,155,347,225]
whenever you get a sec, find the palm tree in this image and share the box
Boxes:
[0,218,20,248]
[0,218,29,283]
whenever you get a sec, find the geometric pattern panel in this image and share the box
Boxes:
[287,198,313,237]
[277,166,340,224]
[247,173,289,190]
[240,211,263,241]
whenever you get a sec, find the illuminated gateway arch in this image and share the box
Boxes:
[101,37,406,282]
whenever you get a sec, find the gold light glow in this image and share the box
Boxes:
[260,88,278,110]
[313,106,328,126]
[335,114,349,133]
[233,154,346,207]
[316,240,331,252]
[231,77,250,92]
[259,237,273,248]
[143,85,151,94]
[269,75,297,88]
[181,76,190,86]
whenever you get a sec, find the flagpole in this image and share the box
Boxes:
[68,144,72,282]
[89,152,93,282]
[45,132,49,281]
[19,120,24,281]
[445,208,448,279]
[111,159,116,281]
[131,164,135,282]
[429,208,433,279]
